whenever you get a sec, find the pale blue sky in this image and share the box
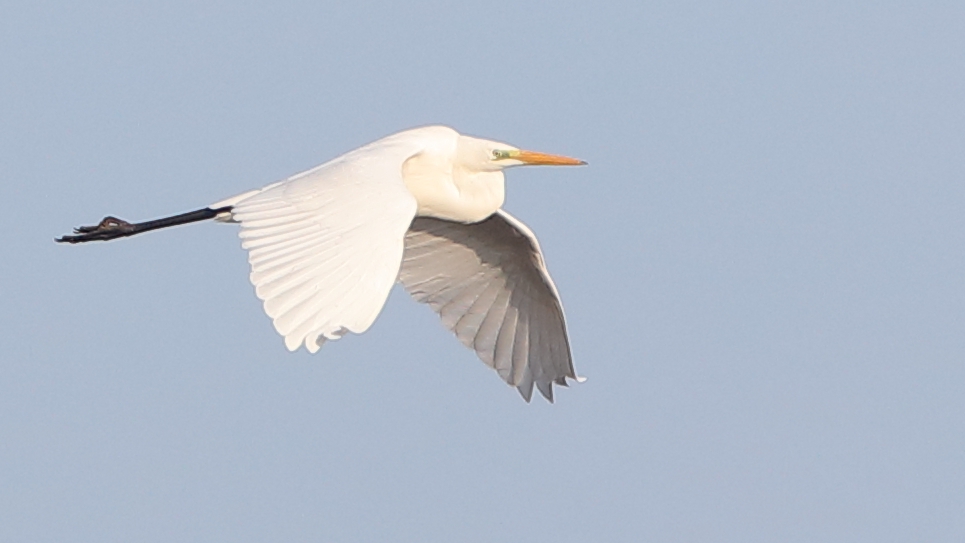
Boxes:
[2,2,964,541]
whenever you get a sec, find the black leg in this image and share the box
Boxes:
[56,206,233,244]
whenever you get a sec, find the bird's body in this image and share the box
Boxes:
[58,126,586,402]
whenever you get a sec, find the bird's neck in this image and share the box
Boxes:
[403,156,505,223]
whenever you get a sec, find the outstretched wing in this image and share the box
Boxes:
[226,142,420,353]
[399,209,578,402]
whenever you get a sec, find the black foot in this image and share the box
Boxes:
[56,216,137,243]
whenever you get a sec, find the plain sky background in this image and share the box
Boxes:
[2,1,964,541]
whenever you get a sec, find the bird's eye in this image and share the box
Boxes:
[491,150,501,159]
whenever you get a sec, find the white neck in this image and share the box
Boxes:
[402,153,505,223]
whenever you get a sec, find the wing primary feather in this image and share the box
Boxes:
[438,275,495,330]
[493,307,519,382]
[536,379,554,403]
[236,211,315,228]
[247,230,335,265]
[250,241,350,286]
[510,310,530,386]
[451,278,505,349]
[517,373,535,402]
[472,287,513,368]
[240,218,318,240]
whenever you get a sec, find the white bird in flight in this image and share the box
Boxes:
[58,126,587,402]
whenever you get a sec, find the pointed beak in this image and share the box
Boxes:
[512,150,587,166]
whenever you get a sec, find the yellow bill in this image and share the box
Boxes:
[512,150,587,166]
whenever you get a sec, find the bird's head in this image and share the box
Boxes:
[457,135,586,173]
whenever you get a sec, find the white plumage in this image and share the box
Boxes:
[58,125,586,402]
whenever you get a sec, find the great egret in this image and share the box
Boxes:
[57,126,586,402]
